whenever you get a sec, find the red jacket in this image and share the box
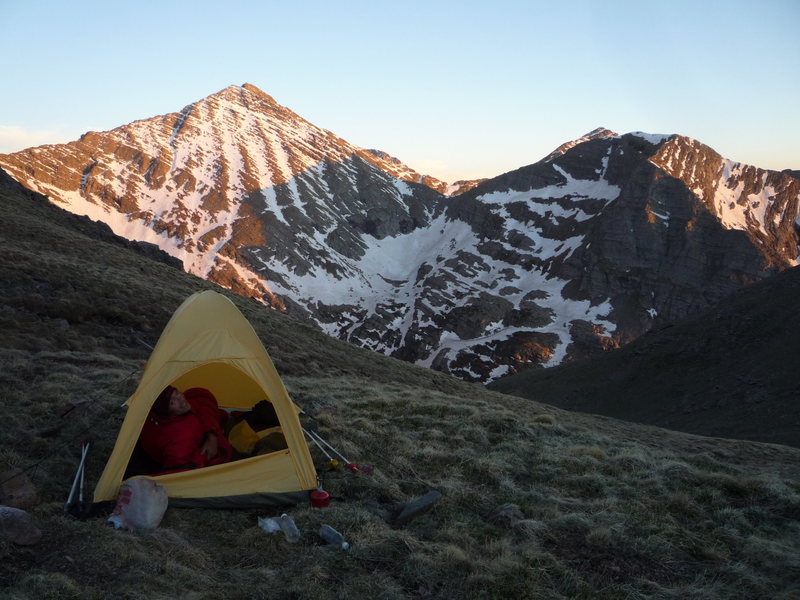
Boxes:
[139,388,233,473]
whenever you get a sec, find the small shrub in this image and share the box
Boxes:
[560,473,607,498]
[585,525,615,547]
[549,512,594,537]
[534,413,556,425]
[666,490,698,518]
[568,445,608,460]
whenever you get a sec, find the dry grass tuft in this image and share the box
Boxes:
[568,445,608,460]
[533,413,557,425]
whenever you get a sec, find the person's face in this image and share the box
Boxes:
[168,389,191,416]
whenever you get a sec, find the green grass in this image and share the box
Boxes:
[1,180,799,598]
[3,369,799,598]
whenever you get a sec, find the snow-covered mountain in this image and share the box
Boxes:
[2,84,798,382]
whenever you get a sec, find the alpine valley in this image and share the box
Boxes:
[1,83,798,383]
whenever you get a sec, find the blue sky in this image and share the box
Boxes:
[1,0,798,182]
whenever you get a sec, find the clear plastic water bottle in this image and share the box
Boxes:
[319,524,349,550]
[279,513,301,543]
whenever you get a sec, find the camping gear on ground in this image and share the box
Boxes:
[258,513,301,542]
[227,400,283,454]
[242,399,281,430]
[392,490,442,527]
[319,524,349,549]
[228,419,264,454]
[64,440,90,514]
[302,428,342,471]
[254,430,288,454]
[304,427,369,473]
[107,477,168,530]
[93,291,317,509]
[310,488,331,508]
[279,513,301,542]
[258,515,281,533]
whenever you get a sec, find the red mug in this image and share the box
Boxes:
[310,489,330,508]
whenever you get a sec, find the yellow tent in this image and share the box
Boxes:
[93,290,318,508]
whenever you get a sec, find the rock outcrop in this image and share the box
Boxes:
[0,506,41,546]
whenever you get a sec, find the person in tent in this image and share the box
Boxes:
[138,386,233,474]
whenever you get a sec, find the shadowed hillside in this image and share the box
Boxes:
[488,265,800,448]
[1,172,799,599]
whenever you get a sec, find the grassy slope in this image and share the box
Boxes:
[488,266,800,448]
[1,178,799,600]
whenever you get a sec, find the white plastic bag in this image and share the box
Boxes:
[108,477,168,531]
[258,514,301,542]
[258,516,281,533]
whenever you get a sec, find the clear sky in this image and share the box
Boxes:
[1,0,798,182]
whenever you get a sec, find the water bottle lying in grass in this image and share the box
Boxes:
[258,514,301,543]
[319,524,349,549]
[279,513,301,543]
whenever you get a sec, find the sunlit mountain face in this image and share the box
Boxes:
[2,85,798,382]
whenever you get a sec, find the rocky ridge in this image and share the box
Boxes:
[1,84,798,382]
[488,264,800,448]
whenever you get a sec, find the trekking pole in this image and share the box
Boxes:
[65,441,90,511]
[305,428,363,473]
[303,428,342,471]
[79,443,87,504]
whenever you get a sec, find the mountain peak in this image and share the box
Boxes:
[544,127,619,161]
[240,82,279,103]
[626,131,673,146]
[208,83,281,107]
[583,127,619,139]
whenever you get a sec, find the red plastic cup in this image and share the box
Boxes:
[310,489,330,508]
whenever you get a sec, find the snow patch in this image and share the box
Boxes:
[630,132,671,145]
[713,161,774,236]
